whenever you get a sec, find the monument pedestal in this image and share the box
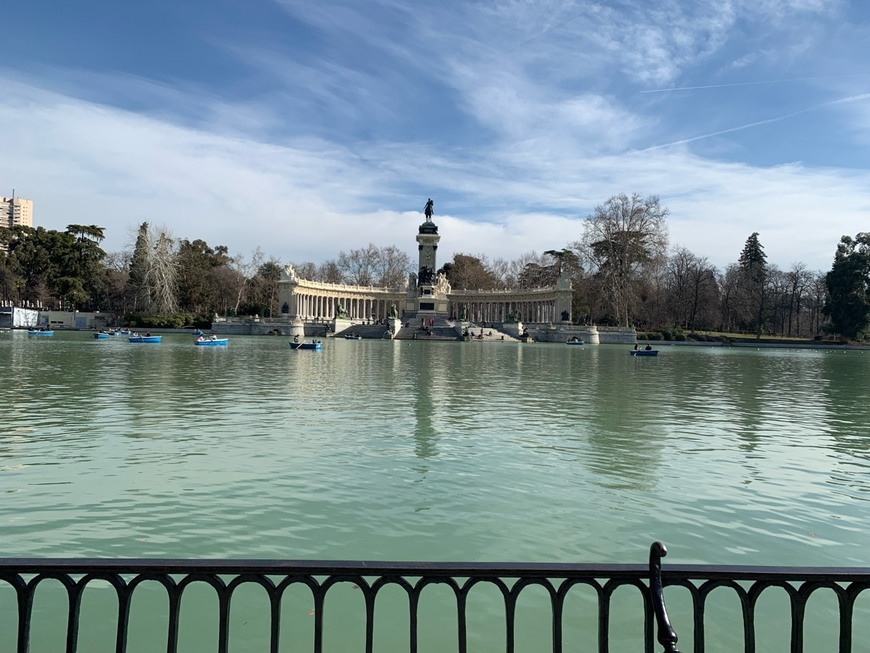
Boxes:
[289,318,305,338]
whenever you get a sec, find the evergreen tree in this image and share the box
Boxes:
[824,233,870,339]
[126,222,151,312]
[738,232,767,338]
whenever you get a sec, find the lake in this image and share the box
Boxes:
[2,330,869,650]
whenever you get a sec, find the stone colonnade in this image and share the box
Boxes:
[279,278,407,322]
[448,287,570,324]
[278,267,574,325]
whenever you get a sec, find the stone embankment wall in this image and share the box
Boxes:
[214,318,639,344]
[526,325,636,344]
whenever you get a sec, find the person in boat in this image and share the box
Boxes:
[645,344,652,350]
[633,344,639,351]
[197,335,205,342]
[145,332,152,337]
[293,335,300,343]
[209,334,217,341]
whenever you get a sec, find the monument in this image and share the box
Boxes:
[406,198,450,317]
[269,196,600,341]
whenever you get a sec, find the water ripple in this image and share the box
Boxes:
[1,334,869,566]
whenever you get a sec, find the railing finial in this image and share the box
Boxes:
[649,541,680,653]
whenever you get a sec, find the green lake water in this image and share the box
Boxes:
[2,330,869,651]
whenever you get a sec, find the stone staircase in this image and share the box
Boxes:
[333,323,391,339]
[394,315,461,340]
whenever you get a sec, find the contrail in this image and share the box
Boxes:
[505,11,585,54]
[641,74,870,93]
[637,92,870,152]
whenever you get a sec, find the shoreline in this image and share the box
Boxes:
[636,339,870,351]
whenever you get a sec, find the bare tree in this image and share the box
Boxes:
[375,245,413,288]
[489,257,513,288]
[338,244,380,286]
[146,227,178,314]
[718,264,742,332]
[317,260,342,284]
[667,247,719,330]
[228,248,264,314]
[577,193,669,325]
[785,262,813,336]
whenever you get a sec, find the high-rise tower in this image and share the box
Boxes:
[2,193,33,228]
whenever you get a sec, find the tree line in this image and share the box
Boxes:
[0,197,867,339]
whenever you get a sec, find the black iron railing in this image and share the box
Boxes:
[2,542,869,652]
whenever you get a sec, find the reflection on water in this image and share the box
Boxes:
[1,331,870,570]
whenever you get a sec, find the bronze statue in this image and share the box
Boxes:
[424,198,434,221]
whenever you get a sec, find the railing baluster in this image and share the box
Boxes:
[217,582,230,653]
[66,580,83,653]
[17,579,34,653]
[166,585,181,653]
[505,588,516,653]
[552,588,563,653]
[457,585,468,653]
[115,582,131,653]
[268,590,281,653]
[598,587,609,653]
[409,587,419,653]
[649,542,679,653]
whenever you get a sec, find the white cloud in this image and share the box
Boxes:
[2,0,868,276]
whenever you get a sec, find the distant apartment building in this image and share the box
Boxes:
[2,194,33,228]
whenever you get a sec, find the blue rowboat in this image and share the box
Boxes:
[630,349,658,356]
[195,337,228,346]
[27,330,54,336]
[94,332,109,340]
[128,335,162,343]
[290,341,322,350]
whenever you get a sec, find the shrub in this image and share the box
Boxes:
[674,333,686,341]
[646,332,662,341]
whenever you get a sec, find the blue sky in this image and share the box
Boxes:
[2,0,869,272]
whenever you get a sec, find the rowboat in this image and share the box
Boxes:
[128,335,162,343]
[27,330,54,336]
[344,335,362,340]
[195,337,228,346]
[566,339,584,345]
[630,349,658,356]
[290,341,322,350]
[94,332,109,340]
